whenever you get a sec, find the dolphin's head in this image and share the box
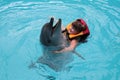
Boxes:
[40,18,63,46]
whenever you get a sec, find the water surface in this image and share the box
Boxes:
[0,0,120,80]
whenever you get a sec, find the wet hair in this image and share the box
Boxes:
[72,19,86,33]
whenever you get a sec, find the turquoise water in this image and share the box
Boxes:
[0,0,120,80]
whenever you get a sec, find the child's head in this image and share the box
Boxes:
[72,19,86,33]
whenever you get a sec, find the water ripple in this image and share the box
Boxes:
[0,0,120,80]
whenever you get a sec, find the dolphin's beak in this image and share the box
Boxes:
[46,17,54,37]
[50,17,54,26]
[51,19,61,36]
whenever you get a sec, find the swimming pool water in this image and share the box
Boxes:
[0,0,120,80]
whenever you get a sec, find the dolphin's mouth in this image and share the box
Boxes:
[40,17,62,46]
[50,18,61,36]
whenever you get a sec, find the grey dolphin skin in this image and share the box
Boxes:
[38,18,73,71]
[40,18,54,46]
[40,17,65,47]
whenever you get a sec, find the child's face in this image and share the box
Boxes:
[68,25,78,34]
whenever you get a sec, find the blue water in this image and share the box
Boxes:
[0,0,120,80]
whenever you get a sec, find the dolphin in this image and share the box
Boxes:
[29,18,85,71]
[40,17,66,47]
[39,17,85,60]
[35,17,73,71]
